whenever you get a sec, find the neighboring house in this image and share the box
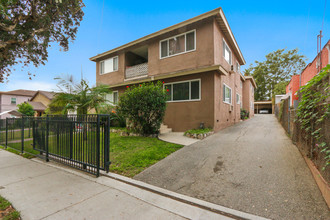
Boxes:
[286,75,300,107]
[0,90,36,119]
[28,90,55,116]
[286,39,330,108]
[90,7,256,132]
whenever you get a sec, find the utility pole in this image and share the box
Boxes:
[317,30,323,72]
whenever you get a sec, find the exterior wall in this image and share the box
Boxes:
[148,20,215,77]
[286,75,300,106]
[163,72,215,132]
[214,71,242,131]
[242,80,254,117]
[0,94,32,119]
[95,19,217,86]
[96,53,125,86]
[213,19,242,74]
[301,41,330,86]
[31,93,51,107]
[110,72,215,132]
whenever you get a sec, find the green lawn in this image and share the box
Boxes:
[1,132,183,178]
[109,133,182,177]
[0,195,20,220]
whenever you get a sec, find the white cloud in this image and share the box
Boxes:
[3,80,57,92]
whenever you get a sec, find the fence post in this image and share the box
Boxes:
[32,118,35,150]
[21,117,24,153]
[5,118,8,149]
[104,115,110,173]
[45,116,49,162]
[69,121,73,159]
[96,115,100,177]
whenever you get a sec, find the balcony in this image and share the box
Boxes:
[125,62,148,79]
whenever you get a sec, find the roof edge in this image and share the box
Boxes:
[90,7,224,61]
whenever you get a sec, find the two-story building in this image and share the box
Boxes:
[0,89,37,119]
[90,7,256,132]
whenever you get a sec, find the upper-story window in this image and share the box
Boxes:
[236,62,240,73]
[160,30,196,59]
[11,97,16,104]
[164,79,200,102]
[100,56,118,74]
[223,39,232,64]
[223,83,232,104]
[236,93,240,104]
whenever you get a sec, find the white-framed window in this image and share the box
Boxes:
[236,93,240,104]
[160,30,196,59]
[11,97,16,104]
[164,79,200,102]
[100,56,118,74]
[236,62,240,73]
[240,80,243,88]
[223,39,232,64]
[222,84,232,104]
[105,91,119,105]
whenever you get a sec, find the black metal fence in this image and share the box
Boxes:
[0,115,110,177]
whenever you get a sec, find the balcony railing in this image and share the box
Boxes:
[125,63,148,79]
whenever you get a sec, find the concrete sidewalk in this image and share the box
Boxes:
[0,149,267,220]
[158,132,199,146]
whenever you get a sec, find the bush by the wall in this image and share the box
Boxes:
[240,109,249,120]
[117,81,167,135]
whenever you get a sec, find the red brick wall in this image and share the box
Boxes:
[301,41,330,86]
[286,75,300,106]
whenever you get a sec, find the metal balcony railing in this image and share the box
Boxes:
[125,62,148,79]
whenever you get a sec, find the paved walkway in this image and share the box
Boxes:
[158,132,199,146]
[135,115,330,220]
[0,149,266,220]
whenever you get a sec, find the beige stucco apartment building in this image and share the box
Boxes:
[90,7,256,132]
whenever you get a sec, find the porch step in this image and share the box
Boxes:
[160,124,172,134]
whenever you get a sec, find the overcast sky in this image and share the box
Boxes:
[0,0,328,92]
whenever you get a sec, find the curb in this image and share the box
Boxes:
[303,155,330,209]
[101,171,269,220]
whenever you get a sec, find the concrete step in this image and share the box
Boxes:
[160,124,172,134]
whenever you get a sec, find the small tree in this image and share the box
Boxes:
[17,102,35,116]
[117,82,167,135]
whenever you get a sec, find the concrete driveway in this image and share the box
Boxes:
[135,115,330,220]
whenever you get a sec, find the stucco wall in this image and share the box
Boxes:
[242,80,255,117]
[0,94,32,119]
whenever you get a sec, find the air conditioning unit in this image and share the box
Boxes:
[229,105,234,112]
[229,65,234,74]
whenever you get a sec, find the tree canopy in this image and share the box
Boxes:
[244,49,306,101]
[49,75,111,115]
[0,0,85,82]
[17,102,35,116]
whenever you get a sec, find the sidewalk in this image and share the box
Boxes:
[0,149,267,220]
[158,132,199,146]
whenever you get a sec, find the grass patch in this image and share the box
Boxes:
[0,195,20,220]
[109,133,182,177]
[184,128,213,135]
[1,132,183,178]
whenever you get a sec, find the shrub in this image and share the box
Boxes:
[98,105,126,127]
[17,102,35,116]
[117,81,167,135]
[240,109,249,120]
[184,128,213,135]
